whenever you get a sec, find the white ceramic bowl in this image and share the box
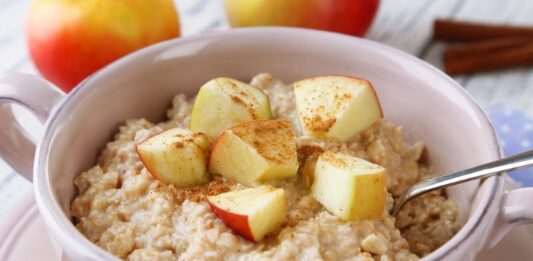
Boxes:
[1,28,532,260]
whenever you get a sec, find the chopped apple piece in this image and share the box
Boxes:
[311,151,386,221]
[136,128,210,187]
[209,120,299,186]
[294,76,383,141]
[207,185,287,242]
[190,77,272,138]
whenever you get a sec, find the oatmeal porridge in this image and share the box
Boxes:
[71,73,461,260]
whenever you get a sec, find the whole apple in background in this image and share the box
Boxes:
[26,0,180,92]
[224,0,379,37]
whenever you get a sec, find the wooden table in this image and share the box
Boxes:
[0,0,531,217]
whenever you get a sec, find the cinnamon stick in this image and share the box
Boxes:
[444,37,533,60]
[434,19,533,41]
[444,41,533,75]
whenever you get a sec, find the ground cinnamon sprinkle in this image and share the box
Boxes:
[302,115,336,132]
[296,78,357,134]
[320,151,349,168]
[231,119,297,165]
[230,95,258,119]
[221,78,261,119]
[175,177,236,204]
[297,144,324,161]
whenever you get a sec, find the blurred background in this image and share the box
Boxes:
[0,0,532,219]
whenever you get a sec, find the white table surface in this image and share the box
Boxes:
[0,0,532,219]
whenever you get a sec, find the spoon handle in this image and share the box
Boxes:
[393,149,533,216]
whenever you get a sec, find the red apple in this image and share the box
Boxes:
[224,0,379,37]
[26,0,180,92]
[207,186,287,242]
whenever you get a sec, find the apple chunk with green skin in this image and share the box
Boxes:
[207,185,287,242]
[209,120,299,186]
[136,128,211,187]
[311,151,387,221]
[294,76,383,141]
[190,77,272,139]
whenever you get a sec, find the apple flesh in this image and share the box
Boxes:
[207,185,287,242]
[209,120,299,186]
[26,0,180,92]
[294,76,383,141]
[225,0,379,37]
[136,128,210,187]
[190,77,272,139]
[311,151,386,221]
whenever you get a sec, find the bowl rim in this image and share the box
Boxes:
[33,27,502,260]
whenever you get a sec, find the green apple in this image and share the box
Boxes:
[190,77,272,139]
[294,76,383,141]
[311,151,387,221]
[136,128,210,187]
[207,185,287,242]
[209,120,299,186]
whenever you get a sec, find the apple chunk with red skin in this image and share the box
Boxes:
[207,185,287,242]
[136,128,210,187]
[294,76,383,141]
[209,120,299,186]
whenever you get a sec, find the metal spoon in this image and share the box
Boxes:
[392,149,533,216]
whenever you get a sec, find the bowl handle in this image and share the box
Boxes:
[484,186,533,249]
[0,73,65,181]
